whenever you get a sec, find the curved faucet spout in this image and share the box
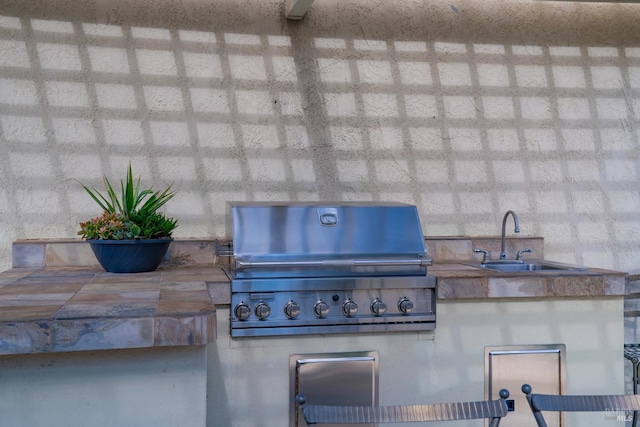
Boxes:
[500,210,520,260]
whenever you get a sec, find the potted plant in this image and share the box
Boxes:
[77,163,178,273]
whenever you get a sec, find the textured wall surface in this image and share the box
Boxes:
[0,0,639,272]
[210,299,623,427]
[0,346,207,427]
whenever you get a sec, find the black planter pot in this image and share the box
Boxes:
[87,239,173,273]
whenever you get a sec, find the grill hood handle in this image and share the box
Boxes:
[235,257,432,269]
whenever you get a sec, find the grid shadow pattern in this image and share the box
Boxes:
[0,7,638,274]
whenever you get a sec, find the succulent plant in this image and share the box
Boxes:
[77,163,178,240]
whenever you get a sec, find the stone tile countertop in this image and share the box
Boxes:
[430,262,627,300]
[0,262,626,356]
[0,237,629,356]
[424,235,628,300]
[0,265,230,355]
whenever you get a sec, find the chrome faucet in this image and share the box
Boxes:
[500,210,519,259]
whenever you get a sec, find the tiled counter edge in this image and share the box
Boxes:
[3,237,628,356]
[0,264,230,356]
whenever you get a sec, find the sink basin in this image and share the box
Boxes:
[475,260,588,272]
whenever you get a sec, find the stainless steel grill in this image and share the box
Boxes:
[223,202,436,337]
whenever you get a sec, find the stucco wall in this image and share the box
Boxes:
[210,299,623,427]
[0,0,639,273]
[0,346,207,427]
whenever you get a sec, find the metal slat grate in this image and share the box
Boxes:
[301,400,509,424]
[531,393,640,412]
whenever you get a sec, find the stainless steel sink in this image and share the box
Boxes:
[475,260,588,272]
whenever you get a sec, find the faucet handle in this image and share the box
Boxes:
[516,248,533,261]
[474,249,490,263]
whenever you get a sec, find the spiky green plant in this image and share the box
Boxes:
[77,163,178,240]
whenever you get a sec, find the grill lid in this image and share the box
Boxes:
[226,202,431,278]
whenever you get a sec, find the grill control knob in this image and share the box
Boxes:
[284,300,301,319]
[370,298,386,316]
[314,300,330,318]
[342,299,358,317]
[234,302,251,321]
[398,297,414,314]
[254,302,271,320]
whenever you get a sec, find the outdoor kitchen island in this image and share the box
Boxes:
[0,237,628,427]
[0,257,225,427]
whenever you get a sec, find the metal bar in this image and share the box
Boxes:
[232,314,437,329]
[230,275,435,292]
[531,393,640,412]
[634,358,640,427]
[231,320,436,337]
[235,258,433,269]
[300,400,508,424]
